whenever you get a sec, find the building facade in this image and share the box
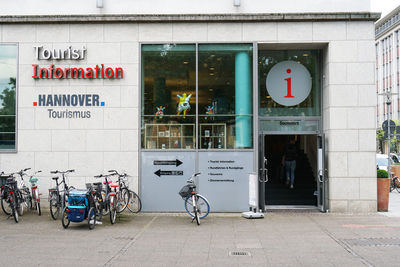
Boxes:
[375,5,400,151]
[0,0,379,213]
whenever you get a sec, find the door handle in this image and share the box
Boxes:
[318,169,323,183]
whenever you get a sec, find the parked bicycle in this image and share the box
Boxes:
[1,174,24,223]
[14,168,42,216]
[94,173,116,224]
[390,175,400,193]
[108,170,142,213]
[48,169,75,220]
[29,170,42,216]
[178,172,210,225]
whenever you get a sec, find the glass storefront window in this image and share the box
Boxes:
[198,44,253,149]
[141,44,196,149]
[0,44,17,150]
[258,50,321,117]
[141,43,253,150]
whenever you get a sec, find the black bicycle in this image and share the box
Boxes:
[390,175,400,193]
[1,175,24,223]
[48,169,75,220]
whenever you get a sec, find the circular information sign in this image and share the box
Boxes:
[266,60,312,106]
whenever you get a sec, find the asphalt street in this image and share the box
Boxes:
[1,194,400,266]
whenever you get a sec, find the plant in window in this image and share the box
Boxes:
[176,93,192,118]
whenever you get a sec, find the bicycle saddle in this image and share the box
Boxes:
[52,177,59,180]
[110,183,119,188]
[93,182,102,186]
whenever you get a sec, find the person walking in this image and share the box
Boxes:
[282,136,297,189]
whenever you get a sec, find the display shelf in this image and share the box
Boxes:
[199,123,226,149]
[145,123,195,149]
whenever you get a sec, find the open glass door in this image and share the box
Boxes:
[317,134,327,211]
[258,133,267,211]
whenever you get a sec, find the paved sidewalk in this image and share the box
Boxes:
[1,201,400,266]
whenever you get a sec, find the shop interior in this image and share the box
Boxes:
[263,134,318,206]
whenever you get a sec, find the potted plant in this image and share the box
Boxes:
[377,169,389,211]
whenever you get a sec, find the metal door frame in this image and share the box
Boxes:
[259,132,327,211]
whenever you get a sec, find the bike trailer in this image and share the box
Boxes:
[66,189,89,222]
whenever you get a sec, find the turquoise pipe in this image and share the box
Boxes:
[235,51,252,148]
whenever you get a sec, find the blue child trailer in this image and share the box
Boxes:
[62,189,97,230]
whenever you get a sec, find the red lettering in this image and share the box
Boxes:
[54,68,63,79]
[32,64,39,78]
[284,77,294,98]
[115,67,123,78]
[105,68,114,78]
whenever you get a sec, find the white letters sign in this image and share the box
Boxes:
[266,60,312,106]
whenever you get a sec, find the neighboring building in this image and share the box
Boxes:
[376,5,400,142]
[0,0,379,213]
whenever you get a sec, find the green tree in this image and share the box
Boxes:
[0,77,16,115]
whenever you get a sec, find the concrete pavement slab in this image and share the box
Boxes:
[1,196,400,266]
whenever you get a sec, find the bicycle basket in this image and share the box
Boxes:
[179,184,193,199]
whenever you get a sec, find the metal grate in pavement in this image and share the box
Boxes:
[342,238,400,247]
[229,251,251,256]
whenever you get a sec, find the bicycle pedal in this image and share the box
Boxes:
[95,221,102,225]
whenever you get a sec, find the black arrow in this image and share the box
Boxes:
[154,169,183,177]
[153,159,183,167]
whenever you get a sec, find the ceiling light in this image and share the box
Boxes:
[96,0,103,8]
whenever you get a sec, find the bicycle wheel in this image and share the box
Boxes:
[36,201,41,216]
[88,207,96,230]
[11,197,18,223]
[109,198,116,224]
[61,207,70,229]
[185,194,210,219]
[50,197,60,220]
[125,190,142,213]
[193,196,200,226]
[1,196,11,215]
[116,190,127,213]
[390,179,395,192]
[395,178,400,193]
[16,196,24,216]
[101,191,109,216]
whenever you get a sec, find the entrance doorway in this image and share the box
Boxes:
[262,134,319,207]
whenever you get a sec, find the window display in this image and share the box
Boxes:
[0,44,17,150]
[141,43,253,150]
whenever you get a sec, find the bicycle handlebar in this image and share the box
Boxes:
[50,169,75,174]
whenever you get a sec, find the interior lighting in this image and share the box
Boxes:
[96,0,104,8]
[210,73,214,76]
[234,0,241,7]
[183,61,189,64]
[302,54,309,57]
[209,67,215,71]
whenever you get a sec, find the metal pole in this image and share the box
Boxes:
[387,96,391,178]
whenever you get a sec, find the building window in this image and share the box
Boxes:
[141,44,196,150]
[141,43,254,150]
[198,44,253,149]
[258,50,321,117]
[0,44,17,150]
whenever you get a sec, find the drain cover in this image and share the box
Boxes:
[229,251,251,256]
[342,238,400,247]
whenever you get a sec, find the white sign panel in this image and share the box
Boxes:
[266,60,312,106]
[248,173,258,208]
